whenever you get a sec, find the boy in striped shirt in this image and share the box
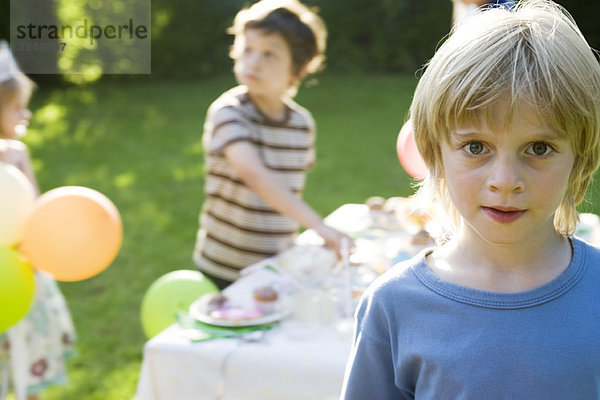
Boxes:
[193,0,347,288]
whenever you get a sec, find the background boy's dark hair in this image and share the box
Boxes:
[228,0,327,78]
[245,7,317,76]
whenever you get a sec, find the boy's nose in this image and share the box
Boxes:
[246,53,261,69]
[487,154,524,194]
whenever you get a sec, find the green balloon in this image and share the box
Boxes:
[0,246,36,333]
[140,270,218,338]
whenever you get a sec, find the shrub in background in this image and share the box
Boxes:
[0,0,598,80]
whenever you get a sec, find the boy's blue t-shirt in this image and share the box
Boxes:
[341,237,600,400]
[490,0,514,7]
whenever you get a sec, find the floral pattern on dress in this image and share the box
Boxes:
[0,271,77,396]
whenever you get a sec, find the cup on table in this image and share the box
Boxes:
[292,289,336,326]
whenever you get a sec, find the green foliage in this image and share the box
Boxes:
[108,0,600,78]
[150,0,246,79]
[148,0,453,77]
[316,0,451,73]
[2,0,599,80]
[0,0,8,40]
[560,1,600,51]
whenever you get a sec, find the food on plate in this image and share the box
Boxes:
[204,292,264,321]
[206,293,230,311]
[210,307,262,321]
[253,286,279,314]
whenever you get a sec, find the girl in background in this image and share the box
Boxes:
[0,41,76,400]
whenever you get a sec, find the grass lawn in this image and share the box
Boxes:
[15,73,600,399]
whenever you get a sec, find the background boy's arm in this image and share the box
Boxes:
[224,140,346,253]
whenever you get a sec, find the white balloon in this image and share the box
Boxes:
[0,161,36,246]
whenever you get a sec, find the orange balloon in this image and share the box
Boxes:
[20,186,122,282]
[396,120,428,180]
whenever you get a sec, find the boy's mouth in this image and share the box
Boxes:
[243,73,259,82]
[482,206,526,223]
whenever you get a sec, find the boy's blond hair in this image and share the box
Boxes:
[411,0,600,238]
[228,0,326,92]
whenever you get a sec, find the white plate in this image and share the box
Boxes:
[189,293,292,327]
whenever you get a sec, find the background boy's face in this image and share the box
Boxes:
[234,28,296,100]
[0,92,31,139]
[439,104,575,246]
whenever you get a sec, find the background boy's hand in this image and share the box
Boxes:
[314,223,354,259]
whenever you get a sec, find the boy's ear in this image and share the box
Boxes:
[295,65,309,81]
[299,66,309,80]
[289,66,308,90]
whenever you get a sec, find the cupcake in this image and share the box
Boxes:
[206,293,229,312]
[253,286,279,314]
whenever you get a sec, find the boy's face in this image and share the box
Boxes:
[439,104,575,247]
[0,92,31,139]
[234,28,297,101]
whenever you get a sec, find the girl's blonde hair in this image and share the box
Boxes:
[411,0,600,238]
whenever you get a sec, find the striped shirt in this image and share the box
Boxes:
[193,86,316,282]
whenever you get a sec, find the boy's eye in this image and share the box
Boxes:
[465,141,486,155]
[527,142,552,156]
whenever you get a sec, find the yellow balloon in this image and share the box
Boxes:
[0,162,36,247]
[20,186,123,282]
[0,246,35,333]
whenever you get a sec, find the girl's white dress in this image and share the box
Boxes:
[0,140,76,399]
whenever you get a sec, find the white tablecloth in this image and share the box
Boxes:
[136,319,353,400]
[136,204,373,400]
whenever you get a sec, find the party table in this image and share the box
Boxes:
[135,202,417,400]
